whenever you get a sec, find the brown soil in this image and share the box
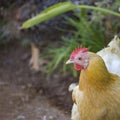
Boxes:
[0,41,77,120]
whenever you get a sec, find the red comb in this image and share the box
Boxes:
[70,46,88,58]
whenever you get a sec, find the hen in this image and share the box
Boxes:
[66,46,120,120]
[69,36,120,120]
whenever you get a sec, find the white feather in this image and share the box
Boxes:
[97,35,120,76]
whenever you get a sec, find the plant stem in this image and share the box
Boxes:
[75,5,120,17]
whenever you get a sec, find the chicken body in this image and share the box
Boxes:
[67,47,120,120]
[70,36,120,120]
[74,53,120,120]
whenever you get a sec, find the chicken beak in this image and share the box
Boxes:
[66,59,74,64]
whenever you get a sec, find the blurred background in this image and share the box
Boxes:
[0,0,120,120]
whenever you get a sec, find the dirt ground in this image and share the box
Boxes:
[0,41,77,120]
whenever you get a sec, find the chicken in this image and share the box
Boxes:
[69,36,120,120]
[66,47,120,120]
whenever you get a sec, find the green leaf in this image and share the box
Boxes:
[22,2,75,29]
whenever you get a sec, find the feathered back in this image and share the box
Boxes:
[108,35,120,54]
[97,36,120,76]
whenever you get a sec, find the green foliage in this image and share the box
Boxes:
[22,2,75,29]
[45,37,79,77]
[68,13,105,52]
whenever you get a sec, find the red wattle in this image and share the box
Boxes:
[74,64,84,71]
